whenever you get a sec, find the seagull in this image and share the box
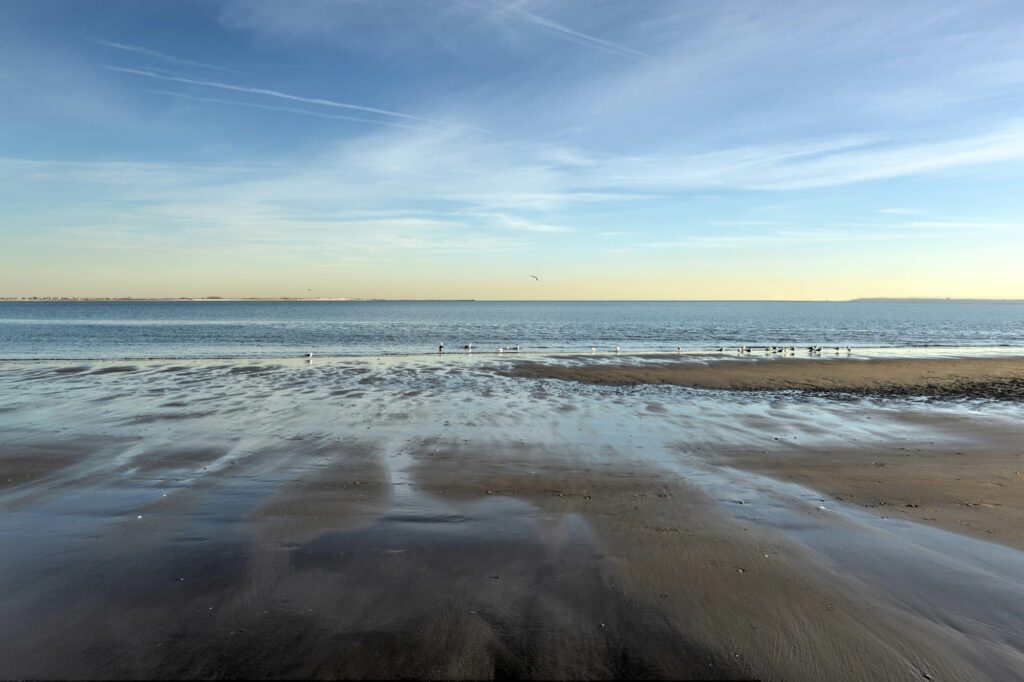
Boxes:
[305,352,313,359]
[530,275,541,283]
[615,346,621,354]
[439,342,445,354]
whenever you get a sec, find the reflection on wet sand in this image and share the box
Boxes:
[0,357,1022,679]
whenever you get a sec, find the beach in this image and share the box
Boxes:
[1,355,1023,679]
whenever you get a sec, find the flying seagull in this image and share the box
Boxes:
[530,275,541,283]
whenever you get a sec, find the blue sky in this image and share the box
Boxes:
[1,0,1023,299]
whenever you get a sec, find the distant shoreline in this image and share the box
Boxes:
[1,297,392,302]
[847,297,1024,303]
[1,297,1022,303]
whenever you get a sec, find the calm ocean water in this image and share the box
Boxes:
[1,300,1023,360]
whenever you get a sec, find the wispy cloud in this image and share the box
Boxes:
[468,211,576,233]
[8,116,1024,231]
[565,125,1024,194]
[88,39,241,74]
[743,124,1024,190]
[878,208,928,216]
[646,230,928,250]
[710,217,1023,234]
[0,154,547,258]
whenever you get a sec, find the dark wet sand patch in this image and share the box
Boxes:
[227,365,279,375]
[89,365,139,375]
[252,443,390,542]
[126,410,218,424]
[0,442,94,489]
[126,446,233,475]
[88,392,134,403]
[330,389,365,398]
[156,365,190,373]
[53,365,91,375]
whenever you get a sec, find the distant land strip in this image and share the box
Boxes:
[2,297,1022,303]
[2,297,385,302]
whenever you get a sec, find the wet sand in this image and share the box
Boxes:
[507,356,1024,400]
[410,445,988,680]
[715,410,1024,550]
[1,358,1023,679]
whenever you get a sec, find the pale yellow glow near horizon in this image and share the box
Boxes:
[2,228,1023,300]
[2,259,1023,301]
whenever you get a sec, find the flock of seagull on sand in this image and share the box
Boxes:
[302,345,854,359]
[722,345,853,355]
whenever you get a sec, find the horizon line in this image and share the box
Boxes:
[3,297,1024,303]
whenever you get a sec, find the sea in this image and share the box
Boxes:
[1,300,1023,360]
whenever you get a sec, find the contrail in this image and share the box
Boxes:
[146,89,424,130]
[108,66,447,125]
[89,39,241,74]
[499,3,653,60]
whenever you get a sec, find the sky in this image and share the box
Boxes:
[1,0,1023,300]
